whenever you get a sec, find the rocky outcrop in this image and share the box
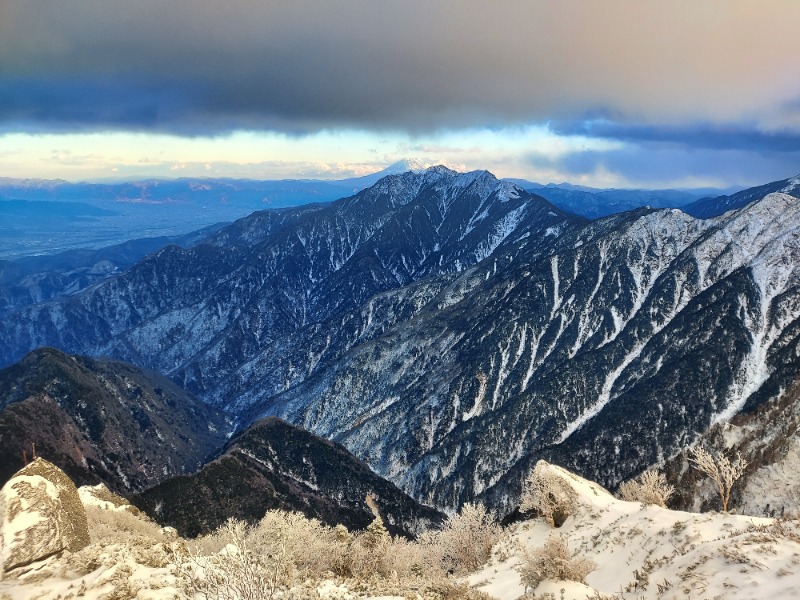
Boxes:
[0,458,89,576]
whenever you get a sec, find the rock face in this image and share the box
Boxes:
[0,458,89,576]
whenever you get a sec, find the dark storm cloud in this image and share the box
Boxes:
[545,145,800,188]
[553,121,800,154]
[3,0,800,136]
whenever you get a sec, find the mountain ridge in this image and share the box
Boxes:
[0,347,229,493]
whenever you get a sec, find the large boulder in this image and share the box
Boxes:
[0,457,90,576]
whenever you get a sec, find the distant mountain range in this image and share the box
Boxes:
[506,178,744,219]
[1,167,798,517]
[680,174,800,218]
[0,161,733,259]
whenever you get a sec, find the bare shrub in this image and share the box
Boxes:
[520,461,576,527]
[252,510,344,579]
[384,535,436,580]
[618,469,674,507]
[517,535,596,593]
[688,446,748,513]
[84,504,164,544]
[346,516,393,580]
[172,505,500,597]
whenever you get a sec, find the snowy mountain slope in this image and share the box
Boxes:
[5,460,799,600]
[662,371,800,517]
[469,462,800,600]
[252,191,800,512]
[0,223,226,315]
[2,168,799,515]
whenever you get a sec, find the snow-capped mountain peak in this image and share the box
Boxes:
[1,169,799,518]
[383,158,430,175]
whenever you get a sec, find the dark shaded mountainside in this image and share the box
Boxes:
[1,167,799,516]
[0,348,442,537]
[660,375,800,515]
[133,417,444,538]
[0,347,228,493]
[0,224,225,315]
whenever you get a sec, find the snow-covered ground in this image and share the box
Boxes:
[3,464,800,599]
[469,463,800,599]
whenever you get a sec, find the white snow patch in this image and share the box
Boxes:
[467,462,800,600]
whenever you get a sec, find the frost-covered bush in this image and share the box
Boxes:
[517,535,596,593]
[345,515,445,581]
[252,510,346,578]
[424,502,503,575]
[182,512,350,593]
[346,516,393,579]
[520,461,576,527]
[618,469,674,507]
[85,503,164,544]
[176,519,283,600]
[175,511,451,596]
[171,506,501,596]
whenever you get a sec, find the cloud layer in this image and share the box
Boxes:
[2,1,800,186]
[3,0,800,136]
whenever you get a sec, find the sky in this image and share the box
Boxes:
[2,0,800,188]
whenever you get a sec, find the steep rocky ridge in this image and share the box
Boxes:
[662,373,800,517]
[0,348,229,493]
[133,417,444,538]
[1,169,799,516]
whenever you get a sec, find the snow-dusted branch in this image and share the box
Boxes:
[688,446,748,513]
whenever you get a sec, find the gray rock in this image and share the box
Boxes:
[0,458,89,575]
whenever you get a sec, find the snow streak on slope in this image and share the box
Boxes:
[0,168,571,419]
[711,193,800,424]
